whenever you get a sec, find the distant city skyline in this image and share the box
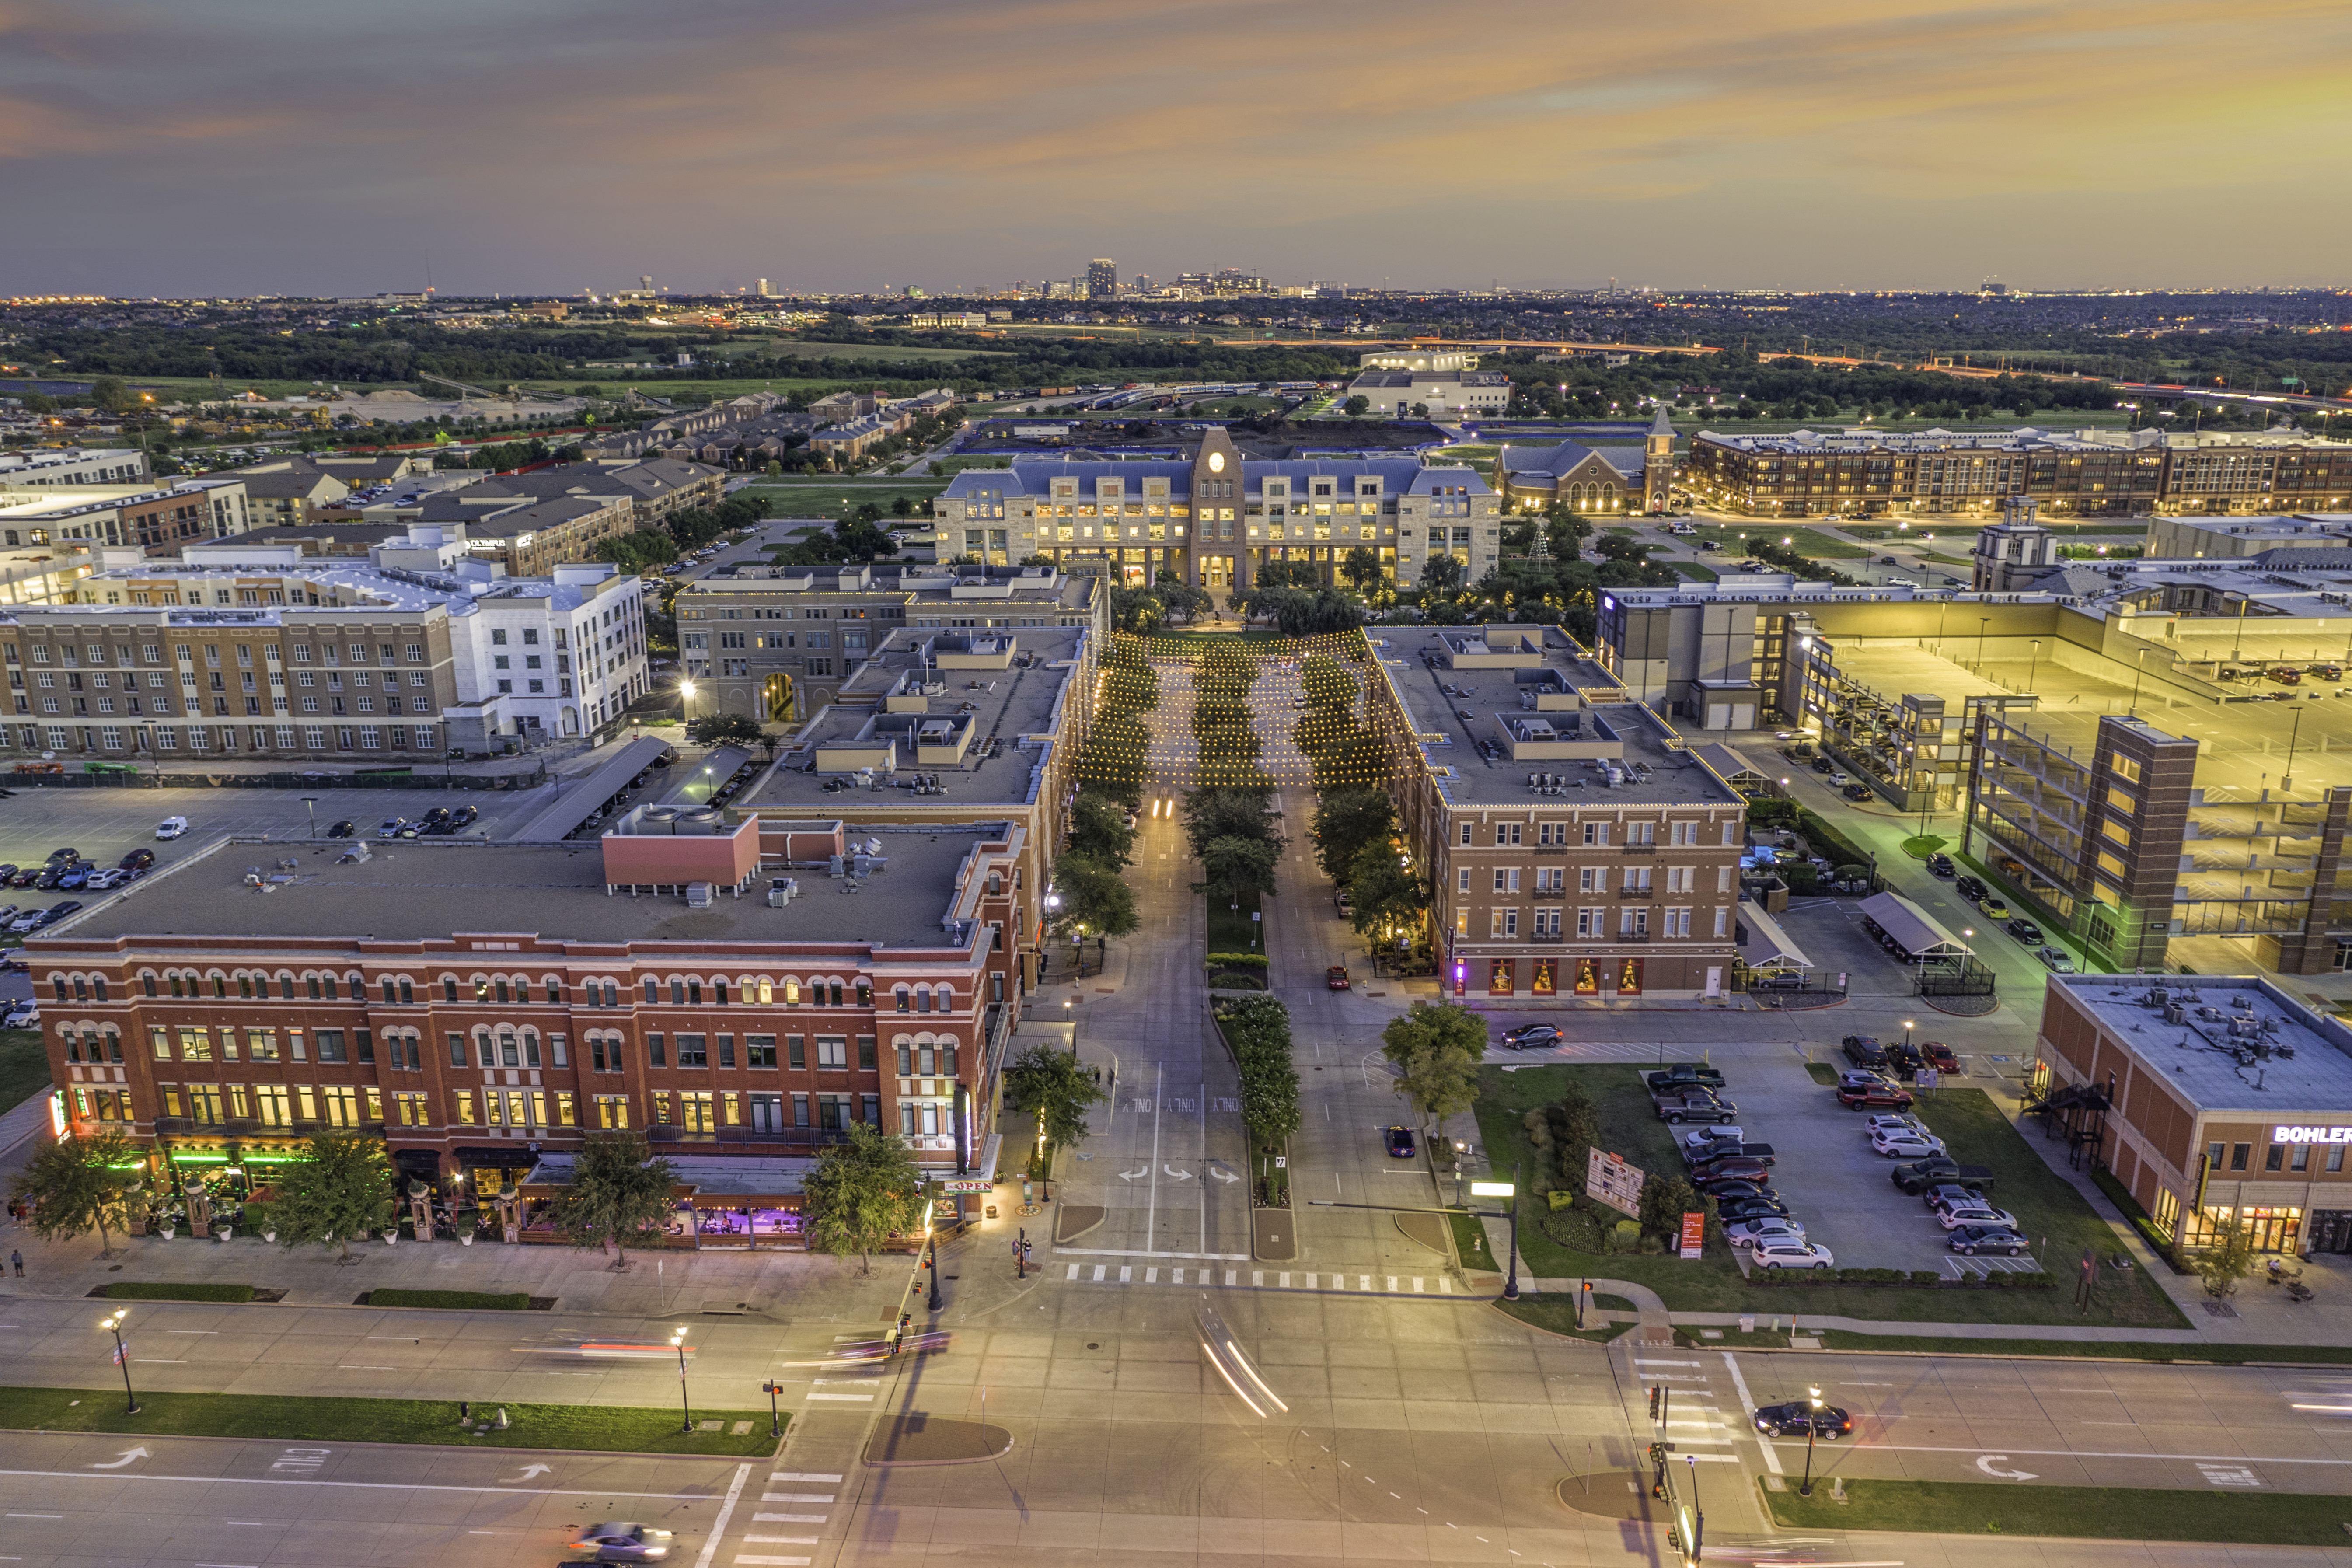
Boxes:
[4,0,2348,298]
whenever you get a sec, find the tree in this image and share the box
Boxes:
[685,712,765,749]
[1641,1172,1699,1241]
[1003,1044,1110,1150]
[1379,1002,1486,1136]
[831,512,899,562]
[1343,394,1371,416]
[547,1130,678,1269]
[88,376,131,414]
[1052,851,1139,939]
[800,1123,928,1275]
[1066,790,1137,869]
[1152,568,1213,624]
[1340,545,1385,594]
[2193,1216,2256,1298]
[1194,835,1280,908]
[8,1128,137,1257]
[1312,786,1395,885]
[1348,839,1430,943]
[1418,553,1465,593]
[1179,783,1281,860]
[267,1129,397,1263]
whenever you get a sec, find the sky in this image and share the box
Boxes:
[5,0,2352,298]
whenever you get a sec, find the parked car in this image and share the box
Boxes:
[450,804,479,828]
[1937,1204,2021,1232]
[1921,1041,1961,1074]
[1646,1063,1726,1091]
[1893,1157,1996,1196]
[1326,965,1350,990]
[1920,1183,1982,1212]
[1657,1091,1739,1126]
[0,866,17,886]
[421,805,454,826]
[1955,873,1986,902]
[6,867,38,889]
[1811,755,1836,774]
[1885,1040,1923,1073]
[1926,853,1955,877]
[1693,1160,1774,1191]
[2000,918,2040,945]
[1384,1124,1417,1159]
[1827,771,1851,787]
[326,820,357,839]
[1716,1195,1793,1225]
[1679,1126,1748,1154]
[35,900,81,926]
[44,847,79,864]
[118,848,156,873]
[155,816,189,839]
[1749,1238,1834,1271]
[1697,1180,1780,1206]
[55,864,91,889]
[1978,897,2013,921]
[1862,1111,1926,1137]
[1841,1035,1890,1068]
[1503,1023,1563,1051]
[5,908,47,933]
[1871,1129,1949,1159]
[1949,1224,2030,1257]
[1838,1081,1916,1111]
[375,818,409,838]
[1842,783,1874,802]
[2037,945,2076,973]
[79,869,123,891]
[1754,1400,1853,1439]
[569,1523,673,1563]
[1725,1217,1808,1248]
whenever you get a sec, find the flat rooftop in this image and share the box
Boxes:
[1373,626,1744,808]
[745,625,1084,810]
[2055,974,2352,1114]
[50,827,1006,954]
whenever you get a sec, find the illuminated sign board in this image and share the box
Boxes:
[2273,1125,2352,1144]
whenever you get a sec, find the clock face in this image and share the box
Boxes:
[1207,451,1225,473]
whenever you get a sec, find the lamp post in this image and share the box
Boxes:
[2026,638,2041,695]
[1798,1384,1823,1497]
[2282,704,2307,793]
[2129,648,2149,716]
[1976,616,1990,671]
[1503,1164,1523,1302]
[671,1326,692,1433]
[1902,1019,1916,1065]
[300,794,319,839]
[1452,1140,1468,1206]
[101,1310,140,1414]
[925,1225,943,1313]
[1063,995,1075,1059]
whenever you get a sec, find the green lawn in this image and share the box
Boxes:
[1669,561,1719,583]
[366,1289,531,1311]
[1470,1066,2188,1327]
[736,483,946,522]
[1495,1297,1632,1344]
[1765,527,1869,559]
[102,1283,254,1303]
[0,1387,778,1454]
[0,1028,50,1118]
[1207,890,1265,956]
[1760,1477,2352,1547]
[1815,1330,2352,1363]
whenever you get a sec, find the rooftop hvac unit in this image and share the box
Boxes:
[768,877,800,907]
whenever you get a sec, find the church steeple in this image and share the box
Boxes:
[1644,405,1676,513]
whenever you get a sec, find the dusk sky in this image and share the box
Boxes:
[7,0,2349,298]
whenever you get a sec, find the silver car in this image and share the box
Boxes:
[571,1523,673,1563]
[1725,1217,1807,1249]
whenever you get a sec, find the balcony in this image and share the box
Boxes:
[1617,887,1654,900]
[1615,932,1652,944]
[1620,844,1657,855]
[151,1117,194,1136]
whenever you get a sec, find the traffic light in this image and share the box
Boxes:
[1648,1385,1662,1420]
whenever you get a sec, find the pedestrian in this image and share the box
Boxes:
[9,1249,21,1278]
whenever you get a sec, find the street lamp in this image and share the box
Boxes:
[1902,1019,1916,1061]
[1976,616,1990,671]
[1798,1384,1823,1496]
[925,1224,943,1313]
[2026,638,2041,695]
[671,1326,693,1433]
[1452,1139,1469,1206]
[300,794,319,839]
[1063,995,1076,1059]
[101,1310,140,1414]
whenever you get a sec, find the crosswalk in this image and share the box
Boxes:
[1630,1354,1750,1464]
[732,1469,844,1565]
[1063,1261,1458,1295]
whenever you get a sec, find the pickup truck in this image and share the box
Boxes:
[1685,1140,1775,1167]
[1655,1091,1738,1125]
[1646,1063,1727,1093]
[1891,1156,1996,1196]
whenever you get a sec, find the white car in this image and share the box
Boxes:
[1871,1130,1948,1159]
[155,816,189,839]
[1725,1217,1808,1248]
[80,869,123,891]
[1750,1238,1834,1271]
[1937,1205,2020,1232]
[1827,771,1851,787]
[1862,1112,1926,1137]
[2,1003,38,1030]
[1680,1127,1747,1152]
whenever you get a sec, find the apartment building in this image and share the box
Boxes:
[0,478,249,552]
[1364,625,1748,1001]
[676,562,1103,721]
[1683,425,2352,519]
[932,426,1501,589]
[0,447,150,487]
[27,818,1033,1226]
[0,531,650,761]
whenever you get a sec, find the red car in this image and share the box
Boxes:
[1692,1159,1773,1190]
[1921,1041,1961,1073]
[1838,1082,1916,1111]
[1326,966,1350,990]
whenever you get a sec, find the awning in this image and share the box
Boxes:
[1856,890,1974,958]
[1735,900,1812,971]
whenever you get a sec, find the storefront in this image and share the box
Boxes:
[519,1154,814,1250]
[2036,974,2352,1257]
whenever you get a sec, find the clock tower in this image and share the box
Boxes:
[1190,426,1245,590]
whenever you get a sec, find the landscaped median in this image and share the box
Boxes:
[1760,1477,2352,1548]
[95,1283,262,1303]
[1475,1062,2190,1328]
[2,1387,778,1454]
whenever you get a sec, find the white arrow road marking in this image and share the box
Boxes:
[1976,1454,2038,1481]
[89,1447,149,1470]
[1119,1168,1147,1182]
[1209,1168,1239,1184]
[504,1464,552,1482]
[1163,1165,1194,1181]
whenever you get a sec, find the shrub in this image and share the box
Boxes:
[104,1282,256,1303]
[366,1288,531,1310]
[1909,1270,1942,1285]
[1203,952,1269,970]
[1546,1190,1576,1212]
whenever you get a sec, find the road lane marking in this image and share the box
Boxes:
[691,1463,752,1568]
[769,1473,841,1482]
[762,1495,835,1503]
[743,1537,819,1545]
[752,1516,827,1524]
[0,1469,726,1499]
[1720,1352,1780,1477]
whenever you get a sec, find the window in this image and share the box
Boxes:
[1493,868,1519,894]
[2266,1143,2286,1172]
[1583,822,1607,846]
[1460,822,1473,846]
[2231,1142,2251,1171]
[1665,908,1692,937]
[816,1035,848,1069]
[1495,823,1521,846]
[788,1035,806,1069]
[677,1033,708,1068]
[2111,752,2143,785]
[647,1033,667,1068]
[447,1032,467,1067]
[748,1034,777,1068]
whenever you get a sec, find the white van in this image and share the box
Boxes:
[155,816,189,839]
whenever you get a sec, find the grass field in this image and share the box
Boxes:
[737,482,946,523]
[1470,1065,2188,1327]
[1815,1330,2352,1363]
[1669,561,1719,582]
[1765,527,1869,559]
[1207,890,1264,956]
[1495,1297,1632,1344]
[1759,1477,2352,1547]
[0,1028,49,1118]
[0,1386,778,1455]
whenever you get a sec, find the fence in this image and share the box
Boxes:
[1914,956,1998,998]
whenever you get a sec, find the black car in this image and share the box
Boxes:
[1885,1040,1922,1072]
[1715,1195,1793,1225]
[449,803,478,828]
[44,847,79,864]
[34,864,74,890]
[1691,1158,1773,1188]
[1842,1034,1890,1069]
[2006,917,2045,944]
[1645,1063,1727,1091]
[1754,1400,1853,1439]
[1927,853,1955,877]
[1842,783,1874,802]
[421,806,454,826]
[1955,873,1986,902]
[7,867,39,888]
[326,820,357,838]
[1811,755,1836,774]
[1696,1180,1780,1206]
[1502,1023,1563,1051]
[37,900,82,925]
[1950,1224,2029,1257]
[1385,1124,1417,1159]
[0,866,16,885]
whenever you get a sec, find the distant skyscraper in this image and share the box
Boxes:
[756,278,771,297]
[640,275,653,291]
[1087,259,1117,298]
